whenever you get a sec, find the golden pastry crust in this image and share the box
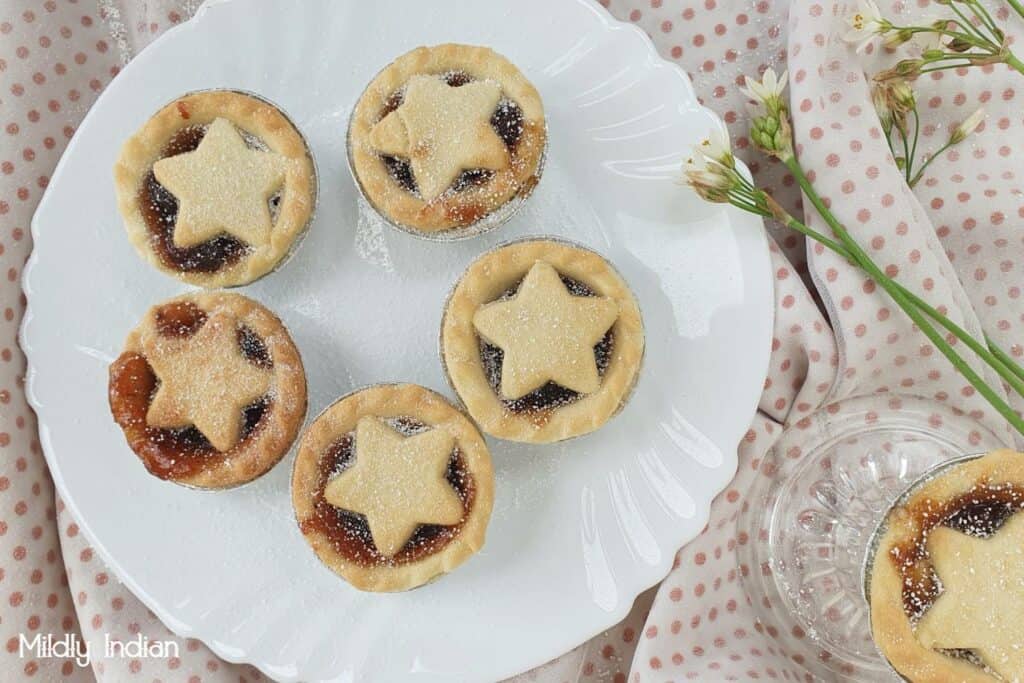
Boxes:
[348,43,546,235]
[114,90,317,287]
[441,239,645,443]
[109,292,308,489]
[291,383,495,592]
[869,449,1024,682]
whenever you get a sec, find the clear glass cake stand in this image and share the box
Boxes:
[736,395,1009,680]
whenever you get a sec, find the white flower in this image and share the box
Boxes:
[950,107,985,144]
[684,166,733,194]
[740,68,789,108]
[692,128,733,165]
[843,0,890,53]
[683,129,736,200]
[684,128,733,173]
[739,70,795,159]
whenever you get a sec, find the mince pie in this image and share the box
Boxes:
[348,43,546,237]
[292,383,494,592]
[114,90,317,287]
[108,292,307,489]
[441,239,644,443]
[869,449,1024,682]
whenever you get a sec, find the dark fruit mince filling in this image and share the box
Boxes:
[108,301,273,480]
[139,124,282,273]
[889,484,1024,621]
[300,417,475,566]
[377,70,525,198]
[481,273,614,417]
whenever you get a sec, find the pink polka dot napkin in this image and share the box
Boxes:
[2,1,1021,681]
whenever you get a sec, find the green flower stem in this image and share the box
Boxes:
[967,0,1001,37]
[768,198,1024,401]
[898,125,912,183]
[1007,52,1024,76]
[882,127,897,160]
[913,53,1017,78]
[724,175,1024,401]
[909,138,957,188]
[777,214,854,259]
[909,108,921,172]
[1007,0,1024,23]
[783,157,1024,437]
[892,287,1024,399]
[895,24,996,49]
[732,199,769,216]
[730,182,772,216]
[988,336,1024,382]
[948,4,990,41]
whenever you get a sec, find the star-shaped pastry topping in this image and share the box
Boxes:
[152,117,287,249]
[369,75,509,202]
[143,311,272,452]
[324,417,463,558]
[473,261,619,400]
[916,511,1024,680]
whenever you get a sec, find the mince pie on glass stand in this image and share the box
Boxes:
[736,395,1019,682]
[868,449,1024,682]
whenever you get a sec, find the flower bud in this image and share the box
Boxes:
[889,79,916,112]
[894,59,923,78]
[750,114,794,160]
[947,37,973,53]
[871,83,895,134]
[950,108,985,144]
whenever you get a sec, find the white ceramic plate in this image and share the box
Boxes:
[22,1,772,680]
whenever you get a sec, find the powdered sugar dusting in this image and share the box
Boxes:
[354,195,394,272]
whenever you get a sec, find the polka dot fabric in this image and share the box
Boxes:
[2,1,1021,682]
[2,1,119,680]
